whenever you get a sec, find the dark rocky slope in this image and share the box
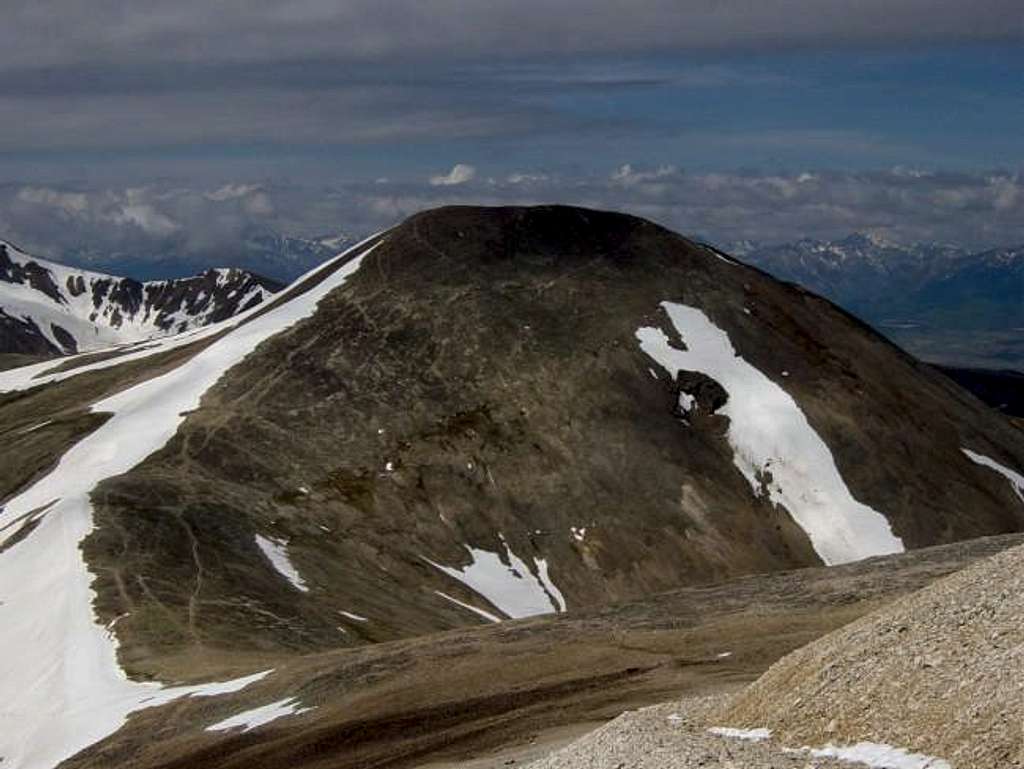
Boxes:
[73,205,1024,671]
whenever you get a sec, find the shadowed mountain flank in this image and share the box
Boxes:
[71,205,1024,673]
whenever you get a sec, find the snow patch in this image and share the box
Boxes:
[637,302,903,565]
[708,726,772,741]
[255,535,309,593]
[434,590,503,624]
[962,448,1024,502]
[701,244,739,266]
[677,391,695,414]
[797,742,952,769]
[338,610,367,622]
[206,696,314,733]
[424,535,566,619]
[18,420,53,434]
[534,557,566,612]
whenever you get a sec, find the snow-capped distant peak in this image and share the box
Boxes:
[0,242,282,357]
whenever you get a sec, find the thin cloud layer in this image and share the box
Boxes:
[0,3,1019,165]
[3,168,1023,280]
[4,1,1021,72]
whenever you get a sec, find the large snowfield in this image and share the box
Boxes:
[0,236,381,769]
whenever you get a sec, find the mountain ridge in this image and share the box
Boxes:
[0,239,283,358]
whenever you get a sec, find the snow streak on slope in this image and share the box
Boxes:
[434,590,503,623]
[206,696,315,733]
[424,535,566,619]
[962,449,1024,502]
[0,235,381,769]
[255,534,309,592]
[636,301,903,565]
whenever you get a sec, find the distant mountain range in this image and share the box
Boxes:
[0,240,282,358]
[727,233,1024,369]
[61,230,356,282]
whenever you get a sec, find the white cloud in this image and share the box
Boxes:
[205,183,262,201]
[16,187,90,216]
[506,172,550,185]
[430,163,477,186]
[610,164,679,186]
[109,203,180,236]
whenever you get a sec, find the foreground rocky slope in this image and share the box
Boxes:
[0,239,281,356]
[716,537,1024,768]
[1,206,1023,767]
[536,539,1024,769]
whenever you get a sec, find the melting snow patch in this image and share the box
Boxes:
[797,742,952,769]
[184,669,274,698]
[701,245,739,266]
[206,696,314,733]
[677,391,695,414]
[534,557,566,612]
[255,535,309,593]
[18,420,53,434]
[708,726,772,741]
[963,448,1024,502]
[435,590,503,623]
[424,535,566,618]
[338,610,367,622]
[637,302,903,566]
[570,526,587,542]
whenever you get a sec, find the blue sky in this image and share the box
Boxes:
[7,43,1023,181]
[1,1,1022,271]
